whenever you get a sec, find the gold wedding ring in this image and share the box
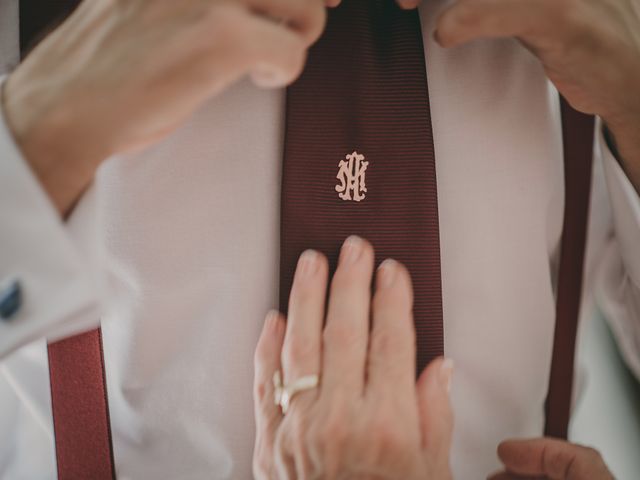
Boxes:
[273,371,320,414]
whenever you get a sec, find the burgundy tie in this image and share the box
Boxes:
[280,0,444,373]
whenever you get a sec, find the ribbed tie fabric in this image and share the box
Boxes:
[281,0,445,374]
[20,2,116,478]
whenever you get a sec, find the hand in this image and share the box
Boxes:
[253,236,454,479]
[488,438,614,480]
[432,0,640,192]
[2,0,327,214]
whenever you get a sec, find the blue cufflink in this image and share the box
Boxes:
[0,280,22,321]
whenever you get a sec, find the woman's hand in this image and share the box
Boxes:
[253,236,454,479]
[3,0,327,214]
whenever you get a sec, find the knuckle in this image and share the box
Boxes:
[253,376,269,404]
[370,327,415,368]
[369,326,400,357]
[316,405,350,453]
[370,414,408,457]
[253,364,274,401]
[307,399,357,475]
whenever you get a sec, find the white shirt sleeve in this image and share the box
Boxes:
[0,75,104,358]
[595,118,640,379]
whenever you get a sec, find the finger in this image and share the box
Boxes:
[281,250,329,405]
[366,259,416,393]
[435,0,553,49]
[180,4,309,92]
[226,11,308,89]
[416,358,454,471]
[322,236,375,396]
[497,438,613,479]
[253,311,287,478]
[246,0,327,45]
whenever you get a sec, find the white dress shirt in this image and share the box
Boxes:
[1,0,640,478]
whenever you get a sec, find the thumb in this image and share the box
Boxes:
[496,438,614,480]
[416,357,454,471]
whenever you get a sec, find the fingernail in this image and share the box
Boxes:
[298,250,319,278]
[251,66,290,89]
[439,358,454,393]
[340,236,363,265]
[377,259,397,288]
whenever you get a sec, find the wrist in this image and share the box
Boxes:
[2,70,108,216]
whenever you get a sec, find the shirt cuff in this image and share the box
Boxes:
[600,118,640,289]
[0,75,103,357]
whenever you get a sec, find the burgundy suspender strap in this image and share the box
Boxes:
[20,2,116,478]
[48,331,116,479]
[544,100,595,439]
